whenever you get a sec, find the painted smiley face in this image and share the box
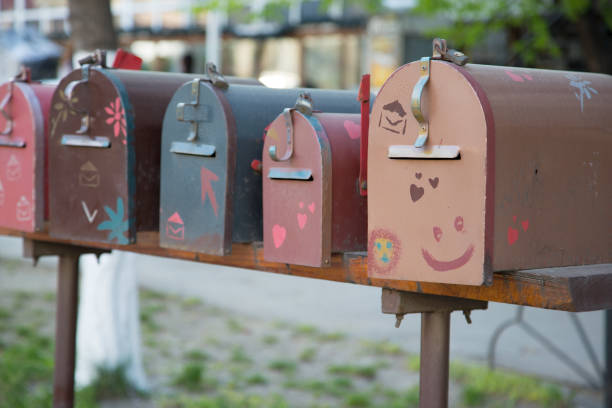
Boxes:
[421,216,475,272]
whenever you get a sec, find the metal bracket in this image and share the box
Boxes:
[409,38,469,148]
[22,238,109,266]
[205,62,229,89]
[0,82,14,136]
[381,288,487,328]
[269,92,313,162]
[176,78,212,143]
[64,64,92,136]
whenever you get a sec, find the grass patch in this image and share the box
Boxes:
[246,373,268,386]
[158,389,289,408]
[299,347,317,362]
[184,349,209,362]
[318,332,346,342]
[230,346,253,365]
[262,334,279,345]
[172,362,218,391]
[406,355,420,372]
[294,324,318,336]
[80,364,145,401]
[345,392,372,407]
[180,297,202,309]
[140,289,168,301]
[0,307,10,320]
[327,364,378,380]
[450,361,567,407]
[139,304,164,332]
[226,318,249,334]
[360,340,403,356]
[268,359,298,374]
[284,376,353,398]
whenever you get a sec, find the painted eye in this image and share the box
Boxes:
[454,216,464,232]
[386,241,392,249]
[433,226,442,242]
[376,242,381,249]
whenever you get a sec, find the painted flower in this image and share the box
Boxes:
[105,97,127,144]
[97,197,130,245]
[50,89,77,138]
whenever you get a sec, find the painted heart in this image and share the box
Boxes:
[507,226,519,245]
[343,120,360,140]
[505,70,524,83]
[415,172,422,180]
[308,202,315,214]
[428,177,439,189]
[272,224,286,248]
[521,220,529,232]
[410,184,424,202]
[297,213,307,230]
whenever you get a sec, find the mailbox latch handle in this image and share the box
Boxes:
[410,38,469,148]
[269,92,313,162]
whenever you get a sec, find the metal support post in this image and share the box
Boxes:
[605,310,612,408]
[381,289,487,408]
[23,239,109,408]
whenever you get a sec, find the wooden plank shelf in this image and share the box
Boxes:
[1,227,611,312]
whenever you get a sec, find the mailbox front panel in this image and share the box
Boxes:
[263,112,330,266]
[0,82,53,231]
[160,81,235,255]
[49,68,134,243]
[368,61,491,285]
[263,112,366,267]
[161,84,362,255]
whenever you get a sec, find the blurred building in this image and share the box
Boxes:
[0,0,506,88]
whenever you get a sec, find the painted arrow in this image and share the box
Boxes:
[201,166,219,217]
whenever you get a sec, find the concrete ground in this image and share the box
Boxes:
[0,236,605,390]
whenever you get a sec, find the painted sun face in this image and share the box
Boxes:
[421,216,475,272]
[368,229,401,275]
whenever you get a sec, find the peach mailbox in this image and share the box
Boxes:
[368,39,612,286]
[263,94,367,267]
[0,69,54,232]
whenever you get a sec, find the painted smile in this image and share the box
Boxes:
[421,244,475,272]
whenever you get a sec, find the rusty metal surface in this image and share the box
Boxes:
[160,84,364,255]
[381,288,487,314]
[369,59,612,286]
[49,67,202,245]
[0,81,54,232]
[263,111,366,267]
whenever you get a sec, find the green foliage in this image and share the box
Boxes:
[413,0,612,66]
[449,361,567,407]
[159,389,290,408]
[173,362,218,391]
[344,392,372,407]
[327,363,378,379]
[268,359,298,373]
[184,349,210,362]
[80,364,145,401]
[245,373,268,385]
[360,339,404,356]
[299,347,317,362]
[230,346,253,365]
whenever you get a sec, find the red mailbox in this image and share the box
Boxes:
[0,69,54,232]
[263,94,367,267]
[368,39,612,286]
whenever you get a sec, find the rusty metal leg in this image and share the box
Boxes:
[419,311,450,408]
[53,253,80,408]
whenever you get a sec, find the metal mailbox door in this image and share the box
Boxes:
[0,72,54,232]
[49,65,202,244]
[160,84,363,255]
[369,42,612,286]
[263,107,366,267]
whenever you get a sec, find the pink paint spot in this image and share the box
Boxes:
[297,213,307,230]
[522,73,533,81]
[272,224,286,248]
[505,70,524,82]
[513,215,517,223]
[508,226,519,245]
[422,245,475,272]
[308,202,315,214]
[343,120,360,140]
[299,202,304,209]
[433,226,442,242]
[454,216,464,232]
[521,220,529,232]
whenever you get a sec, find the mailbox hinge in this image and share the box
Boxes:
[410,38,469,148]
[269,92,313,162]
[0,67,32,145]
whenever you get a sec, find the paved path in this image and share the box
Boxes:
[0,236,604,389]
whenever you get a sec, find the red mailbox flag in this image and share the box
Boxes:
[112,49,143,70]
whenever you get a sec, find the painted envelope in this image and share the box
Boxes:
[166,212,185,241]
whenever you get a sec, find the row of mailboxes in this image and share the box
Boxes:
[1,41,609,287]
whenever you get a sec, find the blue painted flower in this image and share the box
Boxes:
[97,197,129,245]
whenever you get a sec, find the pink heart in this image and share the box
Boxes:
[521,220,529,232]
[505,70,524,83]
[507,227,519,245]
[344,120,360,140]
[297,213,307,230]
[272,224,286,248]
[308,202,315,214]
[299,201,304,209]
